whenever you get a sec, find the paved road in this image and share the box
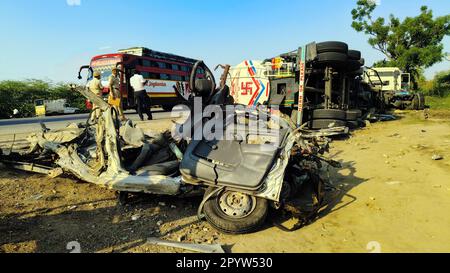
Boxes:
[0,108,185,146]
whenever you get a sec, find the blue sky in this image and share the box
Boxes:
[0,0,448,83]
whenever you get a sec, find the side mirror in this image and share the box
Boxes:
[78,65,91,81]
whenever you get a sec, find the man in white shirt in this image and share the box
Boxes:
[130,71,153,121]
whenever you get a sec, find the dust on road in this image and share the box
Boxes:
[1,111,449,253]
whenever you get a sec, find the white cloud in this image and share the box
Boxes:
[66,0,81,6]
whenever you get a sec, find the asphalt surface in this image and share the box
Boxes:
[0,108,184,143]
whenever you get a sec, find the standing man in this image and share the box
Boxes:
[89,71,103,119]
[108,68,126,120]
[130,70,153,121]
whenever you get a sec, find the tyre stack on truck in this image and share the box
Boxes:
[306,41,367,130]
[229,41,417,133]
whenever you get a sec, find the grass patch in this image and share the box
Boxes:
[426,96,450,110]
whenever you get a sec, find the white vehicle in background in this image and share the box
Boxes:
[35,99,79,116]
[364,67,425,110]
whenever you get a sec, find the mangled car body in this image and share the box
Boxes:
[0,61,340,234]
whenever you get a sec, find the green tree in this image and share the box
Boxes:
[0,80,86,119]
[351,0,450,89]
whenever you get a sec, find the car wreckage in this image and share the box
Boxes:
[0,61,342,234]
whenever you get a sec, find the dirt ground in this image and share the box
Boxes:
[1,110,449,253]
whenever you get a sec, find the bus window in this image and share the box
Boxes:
[181,66,189,72]
[161,74,169,80]
[142,72,160,79]
[157,62,166,69]
[142,60,151,67]
[171,75,183,81]
[172,64,180,71]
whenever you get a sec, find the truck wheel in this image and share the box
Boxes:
[346,60,363,72]
[203,187,269,234]
[417,93,425,110]
[316,41,348,54]
[411,95,420,110]
[312,109,346,120]
[347,120,360,129]
[346,109,362,121]
[310,119,347,129]
[348,50,361,60]
[359,58,365,66]
[316,52,348,66]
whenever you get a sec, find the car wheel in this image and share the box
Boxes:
[203,187,269,234]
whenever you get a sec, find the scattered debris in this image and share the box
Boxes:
[131,214,141,221]
[432,155,444,161]
[146,237,225,253]
[30,194,43,201]
[157,220,164,226]
[386,181,402,186]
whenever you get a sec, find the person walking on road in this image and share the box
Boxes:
[108,68,126,121]
[88,71,104,119]
[130,70,153,121]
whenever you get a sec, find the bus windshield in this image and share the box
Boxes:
[90,57,121,81]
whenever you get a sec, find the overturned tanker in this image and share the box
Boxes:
[0,61,342,234]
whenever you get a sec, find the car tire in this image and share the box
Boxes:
[203,187,269,234]
[310,119,347,129]
[316,41,349,54]
[348,50,361,60]
[346,109,362,121]
[312,109,346,120]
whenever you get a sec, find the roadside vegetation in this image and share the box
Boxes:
[0,80,86,119]
[419,70,450,109]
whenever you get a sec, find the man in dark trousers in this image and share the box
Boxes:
[130,70,153,121]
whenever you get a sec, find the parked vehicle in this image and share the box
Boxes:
[35,99,79,116]
[78,47,200,111]
[364,67,425,110]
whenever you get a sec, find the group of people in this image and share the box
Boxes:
[88,69,153,121]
